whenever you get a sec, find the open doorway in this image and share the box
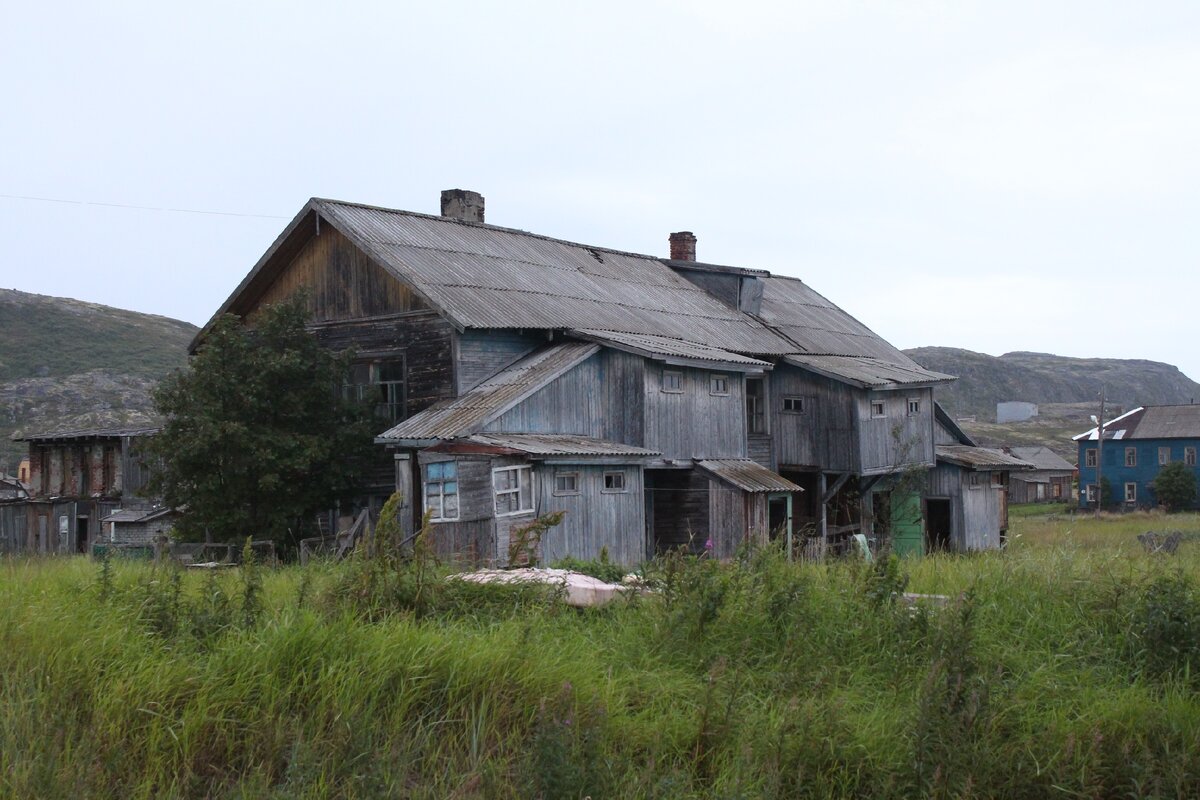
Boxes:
[925,499,951,551]
[75,516,89,554]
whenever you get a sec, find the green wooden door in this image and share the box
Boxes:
[891,491,924,558]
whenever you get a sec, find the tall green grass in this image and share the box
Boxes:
[3,513,1200,798]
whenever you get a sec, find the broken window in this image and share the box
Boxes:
[746,378,766,434]
[344,357,407,422]
[493,465,533,516]
[1125,482,1137,503]
[871,400,886,418]
[1159,447,1171,465]
[424,461,459,521]
[603,471,627,492]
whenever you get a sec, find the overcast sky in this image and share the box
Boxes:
[4,1,1198,378]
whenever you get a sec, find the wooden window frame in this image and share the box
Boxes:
[870,400,886,418]
[424,460,459,522]
[1085,448,1097,468]
[553,470,581,497]
[344,355,407,423]
[602,470,628,493]
[1086,484,1098,503]
[709,375,729,396]
[1159,447,1171,466]
[968,472,983,490]
[661,369,684,394]
[907,397,921,416]
[782,395,809,414]
[493,465,534,517]
[1125,447,1137,467]
[746,377,767,434]
[1124,482,1137,503]
[1187,447,1197,466]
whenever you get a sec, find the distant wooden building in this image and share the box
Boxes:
[1002,446,1075,503]
[199,190,969,564]
[11,426,158,554]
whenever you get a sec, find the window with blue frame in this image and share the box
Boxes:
[425,461,459,521]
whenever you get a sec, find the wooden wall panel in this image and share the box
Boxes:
[644,366,745,460]
[772,367,858,473]
[455,330,541,394]
[859,387,934,475]
[537,463,646,566]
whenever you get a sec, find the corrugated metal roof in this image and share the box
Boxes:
[1003,446,1075,472]
[936,445,1034,470]
[570,329,771,370]
[783,354,955,388]
[101,506,174,523]
[315,200,797,355]
[466,433,660,458]
[1121,405,1200,440]
[1073,407,1145,441]
[756,276,926,362]
[14,425,161,443]
[377,342,598,442]
[696,460,804,493]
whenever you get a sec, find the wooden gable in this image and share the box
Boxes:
[247,225,426,323]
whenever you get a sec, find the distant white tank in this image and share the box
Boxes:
[997,401,1039,423]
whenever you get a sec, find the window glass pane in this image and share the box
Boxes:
[443,481,457,496]
[442,493,458,518]
[378,361,405,382]
[519,468,531,498]
[428,462,444,480]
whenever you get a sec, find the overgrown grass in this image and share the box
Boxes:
[3,513,1200,798]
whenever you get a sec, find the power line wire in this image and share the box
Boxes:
[0,192,289,220]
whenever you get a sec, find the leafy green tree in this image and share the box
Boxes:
[148,296,376,547]
[1151,461,1198,511]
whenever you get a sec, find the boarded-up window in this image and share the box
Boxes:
[870,400,885,418]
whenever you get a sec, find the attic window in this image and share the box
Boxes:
[870,400,886,418]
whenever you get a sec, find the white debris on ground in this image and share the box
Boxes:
[450,568,644,608]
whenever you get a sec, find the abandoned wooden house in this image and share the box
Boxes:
[8,426,159,554]
[926,405,1033,551]
[1001,446,1075,503]
[196,189,987,564]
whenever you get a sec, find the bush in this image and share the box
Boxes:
[1151,461,1197,511]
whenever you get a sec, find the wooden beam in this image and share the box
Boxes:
[821,472,851,504]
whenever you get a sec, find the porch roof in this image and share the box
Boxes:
[696,459,804,493]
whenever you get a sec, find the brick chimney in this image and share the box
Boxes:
[669,231,696,261]
[440,189,485,223]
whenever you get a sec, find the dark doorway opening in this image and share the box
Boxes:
[925,499,951,551]
[75,516,89,554]
[645,469,708,556]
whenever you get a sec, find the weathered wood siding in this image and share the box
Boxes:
[0,504,27,554]
[772,367,858,472]
[858,388,935,475]
[648,468,710,553]
[927,464,1001,551]
[485,350,645,446]
[707,481,768,559]
[537,464,646,565]
[644,366,745,460]
[310,311,455,421]
[419,453,497,563]
[455,330,541,394]
[250,227,425,322]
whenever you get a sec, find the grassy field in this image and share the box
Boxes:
[4,512,1200,798]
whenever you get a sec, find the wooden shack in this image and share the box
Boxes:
[1002,446,1075,503]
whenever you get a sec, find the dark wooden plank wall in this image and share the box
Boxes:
[644,365,746,460]
[249,226,424,322]
[648,468,710,554]
[455,330,541,394]
[859,387,934,475]
[772,367,858,473]
[537,463,646,566]
[927,464,1001,551]
[0,504,27,554]
[708,481,749,559]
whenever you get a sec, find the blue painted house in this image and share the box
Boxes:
[1073,405,1200,509]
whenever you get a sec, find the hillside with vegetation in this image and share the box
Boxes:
[0,289,197,470]
[906,347,1200,460]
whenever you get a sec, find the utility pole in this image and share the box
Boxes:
[1094,390,1106,515]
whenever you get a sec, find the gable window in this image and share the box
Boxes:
[1125,447,1137,467]
[1187,447,1197,466]
[345,357,407,423]
[1085,449,1098,468]
[603,470,627,493]
[1125,482,1137,503]
[907,398,921,416]
[1159,447,1171,465]
[662,369,684,394]
[553,471,580,496]
[424,461,459,521]
[870,400,886,418]
[746,378,767,434]
[709,375,729,396]
[493,465,533,516]
[782,396,808,414]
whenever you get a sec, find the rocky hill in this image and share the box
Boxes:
[0,289,197,470]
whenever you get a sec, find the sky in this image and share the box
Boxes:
[3,1,1199,377]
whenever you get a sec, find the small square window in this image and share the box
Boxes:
[783,396,807,414]
[1085,449,1097,467]
[991,472,1004,487]
[662,370,683,393]
[1187,447,1197,466]
[907,398,921,416]
[553,471,580,496]
[1125,482,1137,503]
[709,375,729,396]
[870,400,885,418]
[602,471,627,492]
[1125,447,1137,467]
[1159,447,1171,465]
